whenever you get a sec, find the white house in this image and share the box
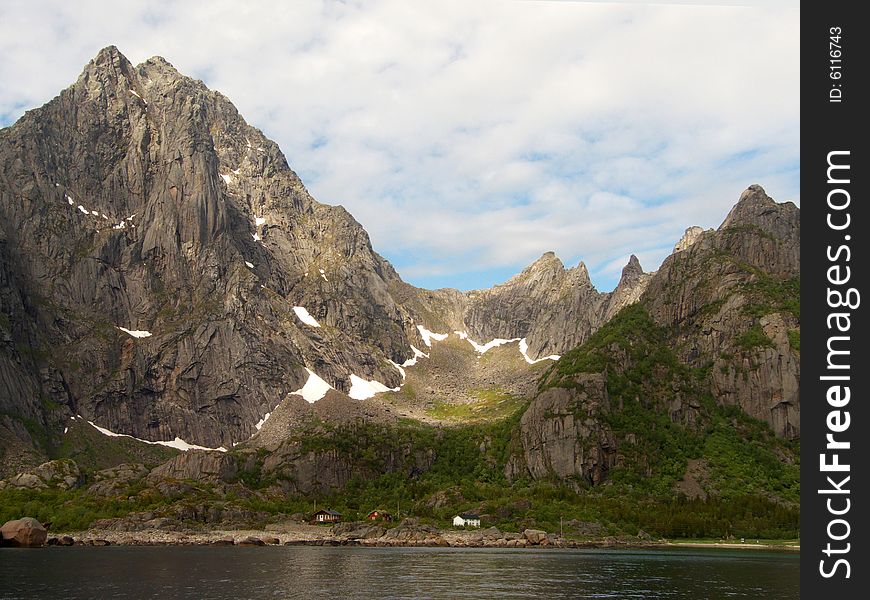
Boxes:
[453,513,481,528]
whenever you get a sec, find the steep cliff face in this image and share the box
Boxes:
[642,185,800,438]
[459,253,650,360]
[505,379,617,486]
[508,186,800,487]
[0,47,425,452]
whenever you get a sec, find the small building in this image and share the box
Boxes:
[311,509,342,524]
[453,513,481,528]
[366,510,393,522]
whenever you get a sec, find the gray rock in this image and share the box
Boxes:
[522,528,548,545]
[4,459,82,491]
[1,517,48,547]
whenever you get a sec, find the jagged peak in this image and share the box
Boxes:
[619,254,644,281]
[673,226,706,253]
[525,251,564,272]
[80,45,135,80]
[719,184,776,229]
[139,55,182,78]
[93,45,124,62]
[566,260,592,287]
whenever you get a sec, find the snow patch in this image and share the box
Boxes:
[117,327,152,338]
[63,427,68,434]
[245,261,254,269]
[462,334,521,354]
[255,413,271,431]
[91,210,99,216]
[518,338,560,364]
[388,360,406,380]
[128,89,146,104]
[255,217,266,226]
[348,375,399,400]
[401,345,429,368]
[252,233,261,241]
[292,369,333,403]
[293,306,321,328]
[77,205,89,214]
[86,420,226,452]
[66,195,74,205]
[220,173,233,185]
[417,325,448,347]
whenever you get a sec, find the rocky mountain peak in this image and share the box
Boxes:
[521,251,564,276]
[90,45,130,69]
[619,255,643,282]
[602,254,651,322]
[721,184,788,229]
[673,226,706,253]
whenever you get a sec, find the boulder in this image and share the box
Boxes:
[522,528,548,545]
[237,536,266,546]
[332,522,386,540]
[1,517,48,547]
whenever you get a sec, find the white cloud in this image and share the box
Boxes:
[0,0,799,291]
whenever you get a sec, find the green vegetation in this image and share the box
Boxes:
[426,389,526,421]
[788,329,800,353]
[737,325,775,351]
[741,276,800,319]
[1,305,799,541]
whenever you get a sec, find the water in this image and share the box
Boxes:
[0,546,798,599]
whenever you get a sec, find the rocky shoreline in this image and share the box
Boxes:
[38,521,798,552]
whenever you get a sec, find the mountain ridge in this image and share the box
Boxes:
[1,47,797,482]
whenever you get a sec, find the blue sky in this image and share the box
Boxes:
[0,0,799,292]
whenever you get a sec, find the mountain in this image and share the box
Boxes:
[507,185,800,494]
[1,49,800,541]
[0,47,652,464]
[0,46,419,457]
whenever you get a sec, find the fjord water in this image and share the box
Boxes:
[1,546,797,599]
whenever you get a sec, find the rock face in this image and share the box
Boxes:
[508,186,800,486]
[460,253,650,360]
[1,517,48,547]
[643,185,800,437]
[506,382,617,485]
[0,459,82,490]
[0,46,429,455]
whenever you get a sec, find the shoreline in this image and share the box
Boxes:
[41,524,799,553]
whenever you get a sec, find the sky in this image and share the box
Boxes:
[0,0,799,291]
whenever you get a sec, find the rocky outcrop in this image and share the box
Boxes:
[508,186,799,489]
[147,451,248,484]
[0,459,82,490]
[461,252,650,359]
[88,463,149,496]
[332,522,388,540]
[506,378,617,485]
[642,185,800,437]
[1,517,48,547]
[673,226,708,253]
